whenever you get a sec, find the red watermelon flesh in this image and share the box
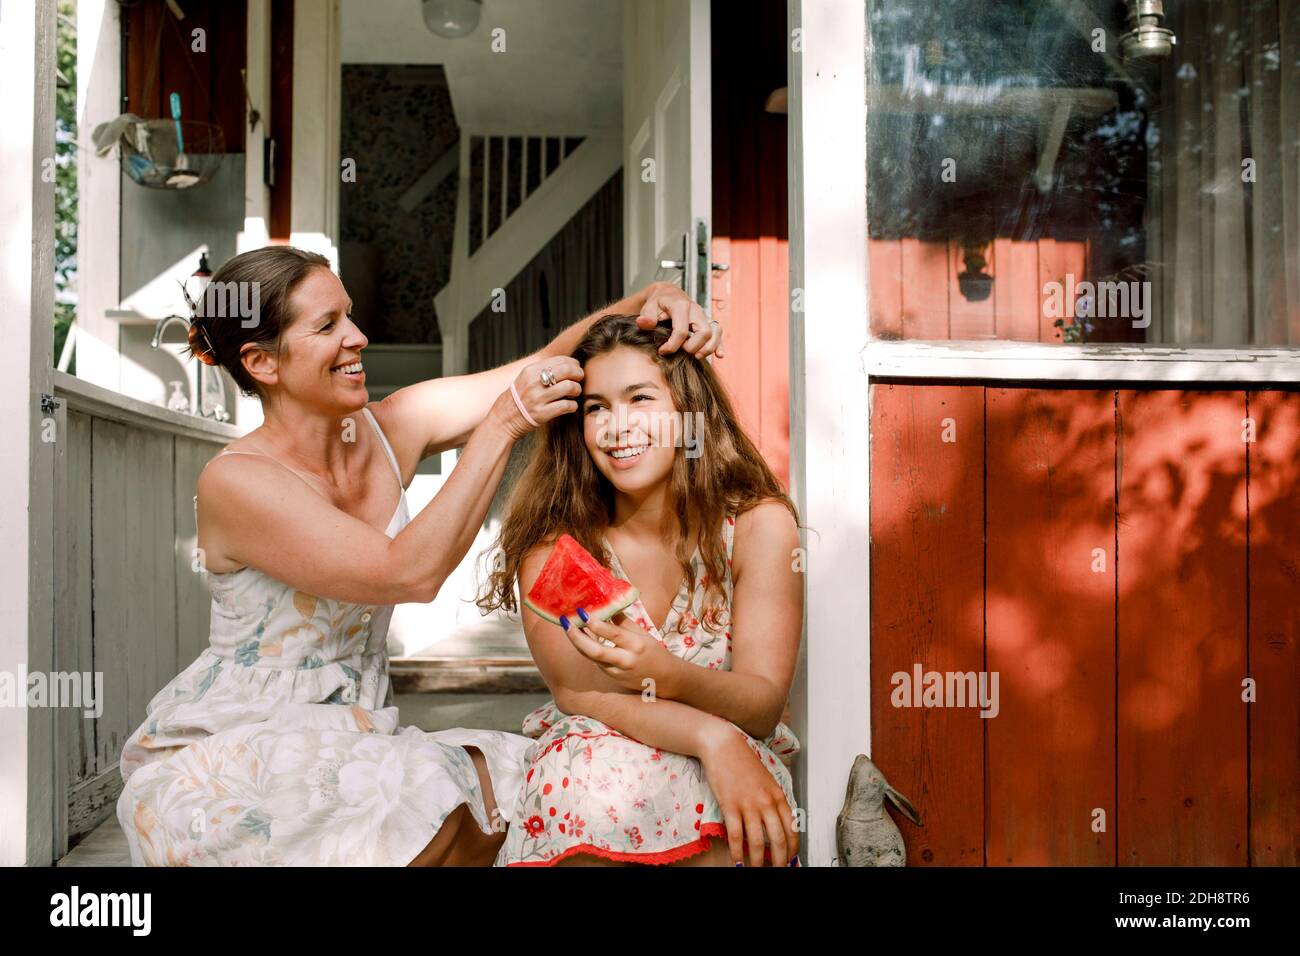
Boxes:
[523,533,639,625]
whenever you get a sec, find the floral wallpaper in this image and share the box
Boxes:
[340,65,458,344]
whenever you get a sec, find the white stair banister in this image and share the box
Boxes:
[436,132,621,378]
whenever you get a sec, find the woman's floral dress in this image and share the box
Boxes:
[503,511,801,865]
[115,407,535,866]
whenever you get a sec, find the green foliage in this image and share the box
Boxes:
[53,0,77,368]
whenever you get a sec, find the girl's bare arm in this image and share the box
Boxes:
[659,501,803,739]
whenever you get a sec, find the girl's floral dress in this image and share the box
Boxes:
[503,511,801,866]
[115,408,535,866]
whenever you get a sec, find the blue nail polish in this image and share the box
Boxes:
[559,615,570,631]
[735,862,744,868]
[576,607,589,623]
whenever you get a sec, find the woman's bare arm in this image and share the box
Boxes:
[201,371,577,606]
[373,282,720,477]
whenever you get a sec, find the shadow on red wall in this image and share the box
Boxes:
[870,384,1298,866]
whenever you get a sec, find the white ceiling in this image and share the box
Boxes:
[340,0,623,134]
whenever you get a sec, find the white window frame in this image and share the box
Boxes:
[787,0,1294,868]
[864,340,1300,384]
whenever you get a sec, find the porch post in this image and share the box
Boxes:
[289,0,342,269]
[240,0,274,253]
[75,0,123,389]
[786,0,870,865]
[0,0,57,866]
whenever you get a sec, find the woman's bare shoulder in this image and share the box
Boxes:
[197,440,293,507]
[366,398,425,487]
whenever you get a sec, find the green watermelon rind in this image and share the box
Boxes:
[522,587,640,626]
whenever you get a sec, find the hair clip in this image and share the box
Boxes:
[195,320,221,365]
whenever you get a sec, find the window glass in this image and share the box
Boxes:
[866,0,1300,345]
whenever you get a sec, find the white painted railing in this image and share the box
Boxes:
[50,371,238,854]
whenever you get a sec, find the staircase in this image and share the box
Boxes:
[436,130,621,374]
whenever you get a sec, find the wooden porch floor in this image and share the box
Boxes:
[56,691,551,867]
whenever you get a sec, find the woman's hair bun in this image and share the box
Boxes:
[187,319,220,366]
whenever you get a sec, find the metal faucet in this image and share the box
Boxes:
[150,313,230,422]
[151,313,190,349]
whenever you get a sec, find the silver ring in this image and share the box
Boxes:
[539,367,556,388]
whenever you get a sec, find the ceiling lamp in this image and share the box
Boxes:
[422,0,482,39]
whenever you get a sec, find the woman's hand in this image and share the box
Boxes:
[564,613,684,700]
[698,720,799,867]
[492,358,584,440]
[636,282,725,359]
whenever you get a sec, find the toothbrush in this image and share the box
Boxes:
[170,92,188,171]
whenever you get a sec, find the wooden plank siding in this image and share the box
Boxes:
[1245,390,1300,866]
[53,397,226,851]
[869,384,984,865]
[869,383,1299,866]
[1116,391,1248,866]
[986,388,1116,865]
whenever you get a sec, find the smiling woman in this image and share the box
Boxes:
[113,245,724,867]
[185,247,333,397]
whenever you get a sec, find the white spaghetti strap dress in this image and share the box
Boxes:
[116,407,535,866]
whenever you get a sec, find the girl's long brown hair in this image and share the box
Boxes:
[476,314,802,635]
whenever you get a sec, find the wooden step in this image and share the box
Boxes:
[390,656,546,694]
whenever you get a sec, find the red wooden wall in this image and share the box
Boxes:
[870,383,1299,866]
[710,0,790,487]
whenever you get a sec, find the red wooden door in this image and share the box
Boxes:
[710,0,789,487]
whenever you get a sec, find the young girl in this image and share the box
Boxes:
[478,315,804,866]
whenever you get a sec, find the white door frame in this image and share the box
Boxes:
[0,0,57,866]
[787,0,1298,867]
[786,0,870,867]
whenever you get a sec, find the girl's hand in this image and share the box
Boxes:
[636,282,725,359]
[563,613,683,699]
[698,720,798,867]
[493,358,584,440]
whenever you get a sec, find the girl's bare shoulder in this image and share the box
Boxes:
[732,499,799,570]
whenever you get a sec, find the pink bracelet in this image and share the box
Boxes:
[509,380,540,428]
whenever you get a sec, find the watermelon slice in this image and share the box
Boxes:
[523,533,639,625]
